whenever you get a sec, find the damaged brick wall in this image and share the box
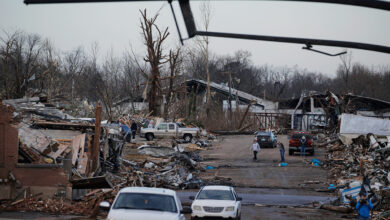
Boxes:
[0,101,71,199]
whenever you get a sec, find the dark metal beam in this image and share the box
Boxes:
[24,0,390,12]
[196,31,390,54]
[178,0,196,38]
[24,0,159,4]
[269,0,390,11]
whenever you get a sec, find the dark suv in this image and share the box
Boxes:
[288,132,314,155]
[255,131,277,148]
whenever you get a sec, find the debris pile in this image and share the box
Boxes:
[322,133,390,216]
[4,197,91,215]
[1,97,217,215]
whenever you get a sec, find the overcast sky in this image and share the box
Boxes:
[1,0,389,76]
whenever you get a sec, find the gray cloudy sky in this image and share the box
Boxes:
[1,0,389,75]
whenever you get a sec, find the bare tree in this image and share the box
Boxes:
[97,49,122,121]
[163,48,182,119]
[195,0,212,115]
[139,9,169,116]
[338,51,353,92]
[0,31,43,98]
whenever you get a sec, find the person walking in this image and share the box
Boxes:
[130,120,138,141]
[300,136,307,157]
[250,138,261,161]
[356,191,373,220]
[277,141,285,162]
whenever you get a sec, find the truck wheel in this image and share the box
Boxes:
[289,150,293,156]
[146,133,154,141]
[184,134,192,143]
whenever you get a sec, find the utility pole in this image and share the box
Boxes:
[91,103,102,174]
[221,71,234,122]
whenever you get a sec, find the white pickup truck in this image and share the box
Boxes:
[140,122,199,142]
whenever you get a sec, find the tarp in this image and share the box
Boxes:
[341,185,361,204]
[339,114,390,136]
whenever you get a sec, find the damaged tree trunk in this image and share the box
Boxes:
[139,9,169,116]
[163,48,181,119]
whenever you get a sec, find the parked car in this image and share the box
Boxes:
[255,131,277,148]
[288,131,314,156]
[100,187,191,220]
[140,122,199,142]
[190,185,242,220]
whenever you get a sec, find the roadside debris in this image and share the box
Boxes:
[321,132,390,217]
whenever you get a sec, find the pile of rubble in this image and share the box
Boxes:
[322,133,390,218]
[1,97,220,215]
[4,197,92,215]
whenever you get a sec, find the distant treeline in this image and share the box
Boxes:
[1,30,390,111]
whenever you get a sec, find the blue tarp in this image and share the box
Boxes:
[311,158,321,167]
[205,165,214,170]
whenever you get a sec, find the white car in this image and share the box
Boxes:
[190,185,242,219]
[100,187,191,220]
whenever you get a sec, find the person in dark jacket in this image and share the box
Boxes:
[300,136,307,157]
[277,141,285,162]
[356,191,373,220]
[130,121,138,141]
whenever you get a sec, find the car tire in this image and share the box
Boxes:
[289,150,293,156]
[146,133,154,141]
[184,134,192,143]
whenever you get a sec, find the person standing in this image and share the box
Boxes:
[130,120,138,141]
[300,136,307,157]
[277,141,285,162]
[356,191,373,220]
[148,119,154,128]
[250,138,261,161]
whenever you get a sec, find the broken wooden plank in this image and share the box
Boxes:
[33,120,95,130]
[77,155,88,175]
[72,134,86,165]
[48,144,71,160]
[18,123,51,154]
[71,175,113,189]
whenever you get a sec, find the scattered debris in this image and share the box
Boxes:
[322,132,390,217]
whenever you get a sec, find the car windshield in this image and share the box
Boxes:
[292,134,311,140]
[196,190,234,200]
[113,193,177,213]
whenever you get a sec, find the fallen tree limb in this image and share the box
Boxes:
[320,204,353,213]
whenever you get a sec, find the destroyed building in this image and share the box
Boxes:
[185,79,278,113]
[0,96,218,215]
[278,91,390,131]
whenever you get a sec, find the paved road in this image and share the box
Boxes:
[183,135,349,220]
[177,190,336,206]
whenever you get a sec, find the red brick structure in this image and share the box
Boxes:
[0,101,71,200]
